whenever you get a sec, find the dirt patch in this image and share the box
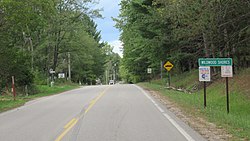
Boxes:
[143,88,235,141]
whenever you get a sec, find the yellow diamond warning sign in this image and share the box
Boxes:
[164,61,174,71]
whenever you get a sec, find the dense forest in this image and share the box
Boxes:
[0,0,120,94]
[1,0,250,91]
[115,0,250,83]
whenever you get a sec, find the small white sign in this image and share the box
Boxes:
[199,67,211,81]
[147,68,152,74]
[58,73,65,78]
[221,66,233,77]
[49,69,55,74]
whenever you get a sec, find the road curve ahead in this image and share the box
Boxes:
[0,84,206,141]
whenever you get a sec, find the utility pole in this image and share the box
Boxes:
[114,64,116,83]
[68,52,71,81]
[12,76,16,100]
[106,70,108,85]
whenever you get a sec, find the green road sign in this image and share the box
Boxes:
[198,58,232,66]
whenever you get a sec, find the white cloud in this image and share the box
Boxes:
[109,40,123,57]
[96,0,120,9]
[94,0,120,17]
[94,0,122,56]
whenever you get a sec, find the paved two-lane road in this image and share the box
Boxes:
[0,84,206,141]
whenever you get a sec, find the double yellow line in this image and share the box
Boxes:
[55,87,109,141]
[55,118,79,141]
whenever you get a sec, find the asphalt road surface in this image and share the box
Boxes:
[0,84,206,141]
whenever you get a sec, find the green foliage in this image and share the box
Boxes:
[119,61,131,83]
[0,84,78,112]
[101,43,121,84]
[0,0,109,92]
[116,0,250,82]
[33,70,47,85]
[140,69,250,140]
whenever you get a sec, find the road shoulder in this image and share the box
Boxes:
[140,85,233,141]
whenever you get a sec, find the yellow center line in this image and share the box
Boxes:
[55,86,110,141]
[55,118,79,141]
[64,118,77,129]
[84,91,105,114]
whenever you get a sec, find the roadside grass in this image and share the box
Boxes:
[171,70,199,90]
[140,68,250,140]
[0,95,27,112]
[0,85,78,113]
[152,70,199,91]
[29,85,78,98]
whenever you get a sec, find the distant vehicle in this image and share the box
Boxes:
[109,80,114,85]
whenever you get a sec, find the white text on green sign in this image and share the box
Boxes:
[198,58,232,66]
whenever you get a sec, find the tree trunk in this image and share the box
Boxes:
[53,46,58,71]
[53,31,61,71]
[189,60,192,72]
[203,32,210,57]
[223,28,230,57]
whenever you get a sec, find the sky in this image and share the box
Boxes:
[93,0,123,57]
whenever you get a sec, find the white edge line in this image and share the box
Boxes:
[134,85,195,141]
[162,113,195,141]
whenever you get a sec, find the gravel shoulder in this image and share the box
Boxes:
[143,88,235,141]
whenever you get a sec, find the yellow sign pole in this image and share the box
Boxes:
[168,71,171,87]
[164,61,174,87]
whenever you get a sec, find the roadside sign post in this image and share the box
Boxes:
[198,58,233,113]
[164,61,174,87]
[221,66,233,113]
[147,68,152,74]
[198,58,232,66]
[147,68,152,83]
[168,72,170,87]
[58,73,65,79]
[49,69,55,87]
[204,82,206,108]
[226,77,229,113]
[199,66,211,108]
